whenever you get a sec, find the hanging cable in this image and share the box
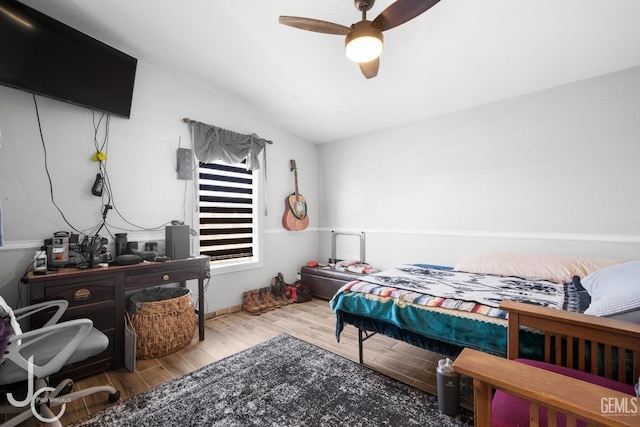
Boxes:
[33,94,80,233]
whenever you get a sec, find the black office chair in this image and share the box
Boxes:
[0,297,120,427]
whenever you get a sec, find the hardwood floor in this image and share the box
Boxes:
[21,299,472,426]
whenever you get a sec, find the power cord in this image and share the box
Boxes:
[33,95,80,234]
[90,110,176,234]
[33,99,194,257]
[17,247,47,307]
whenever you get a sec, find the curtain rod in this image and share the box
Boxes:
[182,118,273,144]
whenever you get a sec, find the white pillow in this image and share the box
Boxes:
[454,253,621,284]
[582,261,640,317]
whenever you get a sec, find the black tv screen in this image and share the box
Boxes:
[0,0,137,118]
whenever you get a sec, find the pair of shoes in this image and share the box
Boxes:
[258,287,281,310]
[242,290,262,316]
[270,276,292,305]
[278,276,294,304]
[271,273,295,304]
[242,288,281,315]
[242,282,293,315]
[270,277,285,305]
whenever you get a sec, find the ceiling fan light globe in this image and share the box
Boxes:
[346,36,383,62]
[345,21,383,63]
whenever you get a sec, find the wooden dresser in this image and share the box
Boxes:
[27,256,210,380]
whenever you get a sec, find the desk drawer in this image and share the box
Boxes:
[63,303,115,331]
[46,278,115,308]
[126,267,196,288]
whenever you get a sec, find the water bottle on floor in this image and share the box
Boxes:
[436,358,460,416]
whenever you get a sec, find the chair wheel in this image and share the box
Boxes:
[108,391,121,402]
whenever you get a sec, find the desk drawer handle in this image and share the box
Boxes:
[162,274,170,281]
[74,288,91,301]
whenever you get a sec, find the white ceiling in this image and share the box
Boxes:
[19,0,640,143]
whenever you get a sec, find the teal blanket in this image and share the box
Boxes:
[330,290,509,357]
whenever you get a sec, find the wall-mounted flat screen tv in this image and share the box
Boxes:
[0,0,137,118]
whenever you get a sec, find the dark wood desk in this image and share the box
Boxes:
[27,256,210,379]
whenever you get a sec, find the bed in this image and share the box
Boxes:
[329,253,637,363]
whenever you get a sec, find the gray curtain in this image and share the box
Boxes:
[189,121,270,170]
[188,120,270,215]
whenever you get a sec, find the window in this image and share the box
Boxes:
[198,161,260,269]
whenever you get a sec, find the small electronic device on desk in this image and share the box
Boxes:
[43,230,111,269]
[46,231,71,267]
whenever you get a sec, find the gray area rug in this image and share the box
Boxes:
[71,334,467,426]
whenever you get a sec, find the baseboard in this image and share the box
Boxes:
[204,304,242,320]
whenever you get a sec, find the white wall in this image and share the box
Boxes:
[318,66,640,270]
[0,60,318,311]
[3,60,639,312]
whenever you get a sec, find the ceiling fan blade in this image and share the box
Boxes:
[372,0,440,32]
[279,16,350,35]
[359,58,379,79]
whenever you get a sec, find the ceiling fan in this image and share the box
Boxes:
[279,0,440,79]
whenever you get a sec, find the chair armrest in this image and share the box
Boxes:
[5,318,93,379]
[500,300,640,340]
[500,301,640,382]
[453,348,640,427]
[13,299,69,327]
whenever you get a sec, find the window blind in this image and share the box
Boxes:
[198,161,255,261]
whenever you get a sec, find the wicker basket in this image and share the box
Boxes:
[128,287,196,359]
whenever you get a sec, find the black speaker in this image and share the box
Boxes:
[113,254,143,265]
[166,225,190,260]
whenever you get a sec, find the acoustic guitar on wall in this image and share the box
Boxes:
[282,159,309,231]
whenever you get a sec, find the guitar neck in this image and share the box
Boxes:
[293,169,299,198]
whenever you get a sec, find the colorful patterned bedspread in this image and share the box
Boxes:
[338,264,588,319]
[330,265,590,357]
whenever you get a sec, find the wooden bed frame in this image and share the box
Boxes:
[453,300,640,427]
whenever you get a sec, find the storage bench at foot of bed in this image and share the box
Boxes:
[300,266,364,300]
